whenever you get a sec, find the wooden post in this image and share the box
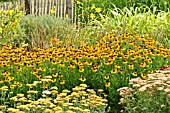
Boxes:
[25,0,30,15]
[66,0,72,22]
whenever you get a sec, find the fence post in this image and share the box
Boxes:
[25,0,30,15]
[66,0,72,22]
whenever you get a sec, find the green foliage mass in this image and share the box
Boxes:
[0,5,25,46]
[80,0,170,12]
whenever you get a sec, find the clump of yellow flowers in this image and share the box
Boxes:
[73,0,103,24]
[0,4,24,45]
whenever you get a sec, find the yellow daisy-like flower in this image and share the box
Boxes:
[141,73,148,80]
[95,8,102,13]
[128,63,134,70]
[52,73,58,77]
[91,4,95,10]
[60,80,65,85]
[10,85,16,89]
[8,10,14,16]
[76,0,81,4]
[111,69,117,74]
[104,74,109,80]
[132,72,137,77]
[105,82,110,87]
[80,76,86,82]
[115,64,121,69]
[91,67,97,72]
[18,83,23,87]
[52,79,56,83]
[68,63,76,69]
[59,63,65,67]
[79,68,84,73]
[50,68,55,71]
[104,60,113,65]
[90,13,95,19]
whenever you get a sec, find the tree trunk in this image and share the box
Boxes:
[25,0,30,15]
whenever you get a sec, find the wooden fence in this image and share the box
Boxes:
[0,0,78,24]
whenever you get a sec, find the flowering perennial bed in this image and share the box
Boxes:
[0,33,170,112]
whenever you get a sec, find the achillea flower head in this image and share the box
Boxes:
[42,90,51,95]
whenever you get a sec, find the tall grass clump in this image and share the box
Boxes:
[19,14,107,49]
[108,6,170,47]
[19,15,74,49]
[19,5,110,49]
